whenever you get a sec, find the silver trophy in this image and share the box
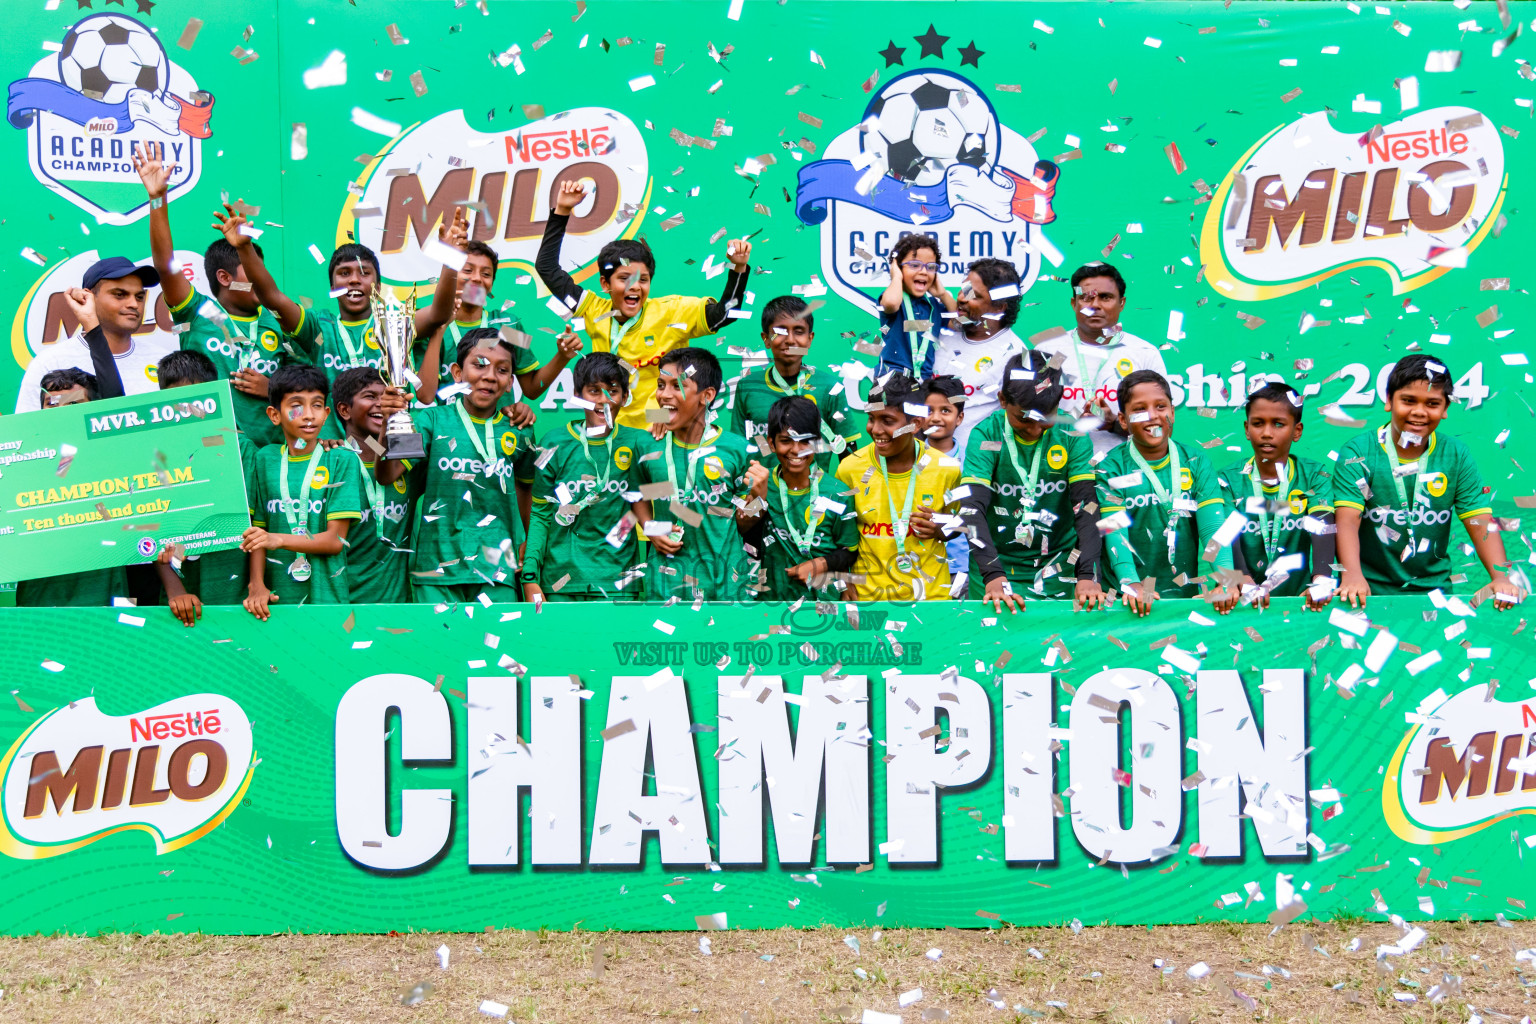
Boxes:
[372,288,427,461]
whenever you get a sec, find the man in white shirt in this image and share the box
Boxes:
[1032,261,1166,456]
[931,257,1027,450]
[15,257,174,414]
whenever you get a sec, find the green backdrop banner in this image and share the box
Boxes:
[0,599,1529,934]
[0,380,249,583]
[4,2,1530,509]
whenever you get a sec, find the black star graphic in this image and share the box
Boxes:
[958,40,984,67]
[913,24,949,59]
[878,40,905,68]
[136,0,156,11]
[75,0,92,8]
[104,0,124,6]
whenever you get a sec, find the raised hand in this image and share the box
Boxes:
[62,288,99,332]
[727,238,752,272]
[553,180,588,217]
[132,144,176,198]
[212,203,253,248]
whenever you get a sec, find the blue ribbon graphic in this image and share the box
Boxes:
[7,78,136,135]
[795,159,957,226]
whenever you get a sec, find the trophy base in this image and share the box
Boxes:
[384,430,427,461]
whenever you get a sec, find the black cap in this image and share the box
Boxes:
[82,256,160,291]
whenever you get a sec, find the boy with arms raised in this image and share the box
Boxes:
[737,396,860,602]
[376,328,537,604]
[536,180,752,429]
[958,352,1105,613]
[241,365,363,619]
[333,367,419,605]
[931,257,1027,448]
[412,240,581,412]
[228,208,463,385]
[153,350,259,625]
[1217,382,1336,609]
[729,296,861,467]
[877,234,957,379]
[135,146,287,447]
[836,373,963,602]
[521,350,650,602]
[1096,370,1237,616]
[1334,355,1524,609]
[634,348,754,602]
[1034,262,1166,455]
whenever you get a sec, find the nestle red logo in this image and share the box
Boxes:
[1365,128,1470,165]
[129,710,221,743]
[504,127,614,164]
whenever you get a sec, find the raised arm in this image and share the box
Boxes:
[413,208,468,342]
[215,206,305,334]
[133,144,190,311]
[535,182,588,312]
[702,240,752,333]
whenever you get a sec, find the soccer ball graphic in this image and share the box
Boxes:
[862,71,1000,188]
[58,15,166,104]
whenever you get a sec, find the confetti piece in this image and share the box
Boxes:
[629,75,656,91]
[1164,142,1186,174]
[350,107,401,137]
[290,122,307,160]
[303,50,347,89]
[176,17,204,50]
[478,1000,508,1018]
[409,71,428,97]
[601,719,636,741]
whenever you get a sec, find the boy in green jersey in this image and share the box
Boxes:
[333,367,418,605]
[241,365,363,619]
[728,296,860,468]
[152,350,258,624]
[1334,355,1525,610]
[413,240,581,416]
[231,210,463,387]
[958,351,1105,612]
[1096,370,1238,617]
[15,373,130,608]
[134,145,288,447]
[634,347,754,603]
[377,328,537,605]
[1217,382,1336,610]
[737,397,860,602]
[521,351,649,602]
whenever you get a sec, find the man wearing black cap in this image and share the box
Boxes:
[13,256,176,413]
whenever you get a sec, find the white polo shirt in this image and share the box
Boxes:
[14,332,175,414]
[1033,326,1166,455]
[930,326,1026,451]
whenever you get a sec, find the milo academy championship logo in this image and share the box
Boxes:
[7,14,214,224]
[795,67,1064,312]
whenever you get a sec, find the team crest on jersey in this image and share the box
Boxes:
[1178,467,1193,491]
[1046,444,1068,471]
[1425,472,1448,497]
[500,431,518,456]
[259,328,281,354]
[1287,488,1307,514]
[1115,358,1134,377]
[392,477,409,495]
[311,465,331,490]
[975,355,995,375]
[614,446,633,471]
[6,14,214,224]
[702,456,725,481]
[364,328,381,351]
[143,364,158,383]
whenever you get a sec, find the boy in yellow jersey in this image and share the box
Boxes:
[535,179,752,429]
[836,373,963,601]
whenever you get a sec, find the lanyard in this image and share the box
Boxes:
[1070,333,1112,411]
[447,312,488,350]
[579,425,617,492]
[357,454,387,539]
[455,400,507,494]
[608,303,645,351]
[278,445,324,535]
[209,299,261,368]
[665,428,717,497]
[1003,430,1047,510]
[876,442,925,562]
[1126,443,1183,566]
[1377,425,1426,511]
[776,468,822,556]
[1247,457,1291,565]
[336,316,374,366]
[767,366,842,450]
[901,294,934,375]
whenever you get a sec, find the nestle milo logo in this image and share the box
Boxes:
[1383,684,1536,844]
[0,695,255,859]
